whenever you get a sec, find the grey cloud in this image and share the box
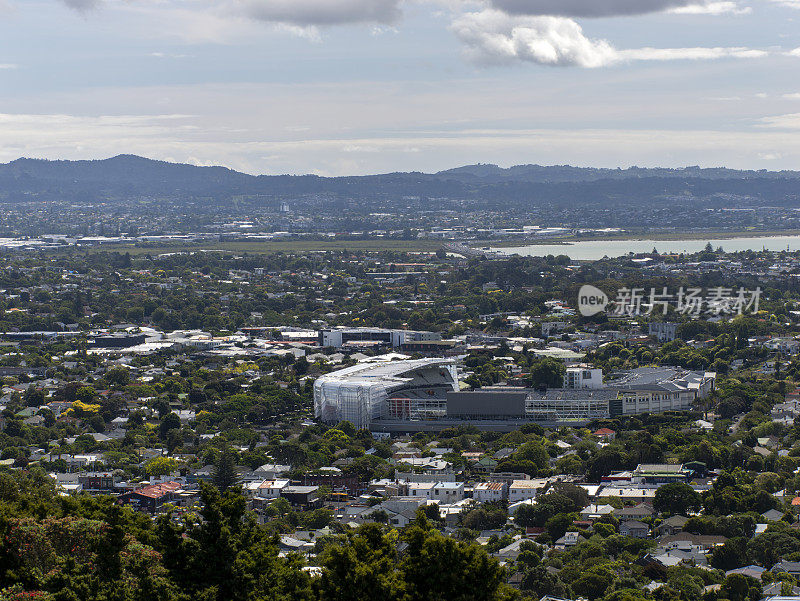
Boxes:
[489,0,717,17]
[236,0,402,26]
[60,0,102,11]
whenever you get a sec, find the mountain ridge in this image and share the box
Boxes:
[2,154,800,208]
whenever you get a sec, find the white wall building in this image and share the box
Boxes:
[408,482,436,500]
[649,322,678,342]
[508,480,540,502]
[319,328,441,349]
[473,482,508,503]
[563,367,604,389]
[433,482,465,503]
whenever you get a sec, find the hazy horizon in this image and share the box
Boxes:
[4,153,799,178]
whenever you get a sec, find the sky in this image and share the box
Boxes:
[1,0,800,175]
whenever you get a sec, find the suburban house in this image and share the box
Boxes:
[508,480,540,502]
[118,481,183,514]
[473,482,508,503]
[620,520,650,538]
[657,515,688,536]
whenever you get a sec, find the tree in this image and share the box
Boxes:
[400,525,510,601]
[105,367,131,388]
[515,441,549,470]
[514,504,538,528]
[76,386,98,404]
[517,492,580,527]
[144,457,182,478]
[709,537,748,571]
[23,387,45,407]
[461,506,507,531]
[213,450,238,492]
[571,564,617,600]
[719,573,761,601]
[317,523,400,601]
[159,412,181,439]
[545,513,574,541]
[527,358,565,388]
[653,483,701,515]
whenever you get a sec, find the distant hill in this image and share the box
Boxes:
[435,163,800,183]
[1,154,799,209]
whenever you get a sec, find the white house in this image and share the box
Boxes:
[509,480,540,502]
[256,479,290,499]
[473,482,508,503]
[433,482,465,503]
[408,482,437,500]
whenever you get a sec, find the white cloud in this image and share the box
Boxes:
[451,10,767,68]
[787,48,800,56]
[668,2,751,15]
[618,47,766,61]
[451,11,617,67]
[0,64,16,69]
[766,0,800,7]
[488,0,738,17]
[760,113,800,128]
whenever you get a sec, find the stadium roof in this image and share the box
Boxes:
[315,356,455,386]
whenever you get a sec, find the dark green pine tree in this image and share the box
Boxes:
[213,449,238,492]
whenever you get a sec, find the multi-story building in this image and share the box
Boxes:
[563,367,604,389]
[473,481,508,503]
[649,322,678,342]
[508,480,541,502]
[318,328,441,349]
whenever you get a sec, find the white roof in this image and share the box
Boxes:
[315,357,456,385]
[510,480,540,489]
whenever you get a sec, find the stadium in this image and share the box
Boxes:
[313,357,459,429]
[314,358,715,432]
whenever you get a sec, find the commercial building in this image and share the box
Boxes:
[632,464,692,484]
[608,367,716,417]
[318,328,441,349]
[88,333,147,348]
[649,322,678,342]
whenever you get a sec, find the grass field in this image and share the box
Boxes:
[59,238,445,256]
[42,229,800,256]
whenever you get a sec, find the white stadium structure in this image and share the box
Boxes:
[313,357,458,429]
[313,358,715,431]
